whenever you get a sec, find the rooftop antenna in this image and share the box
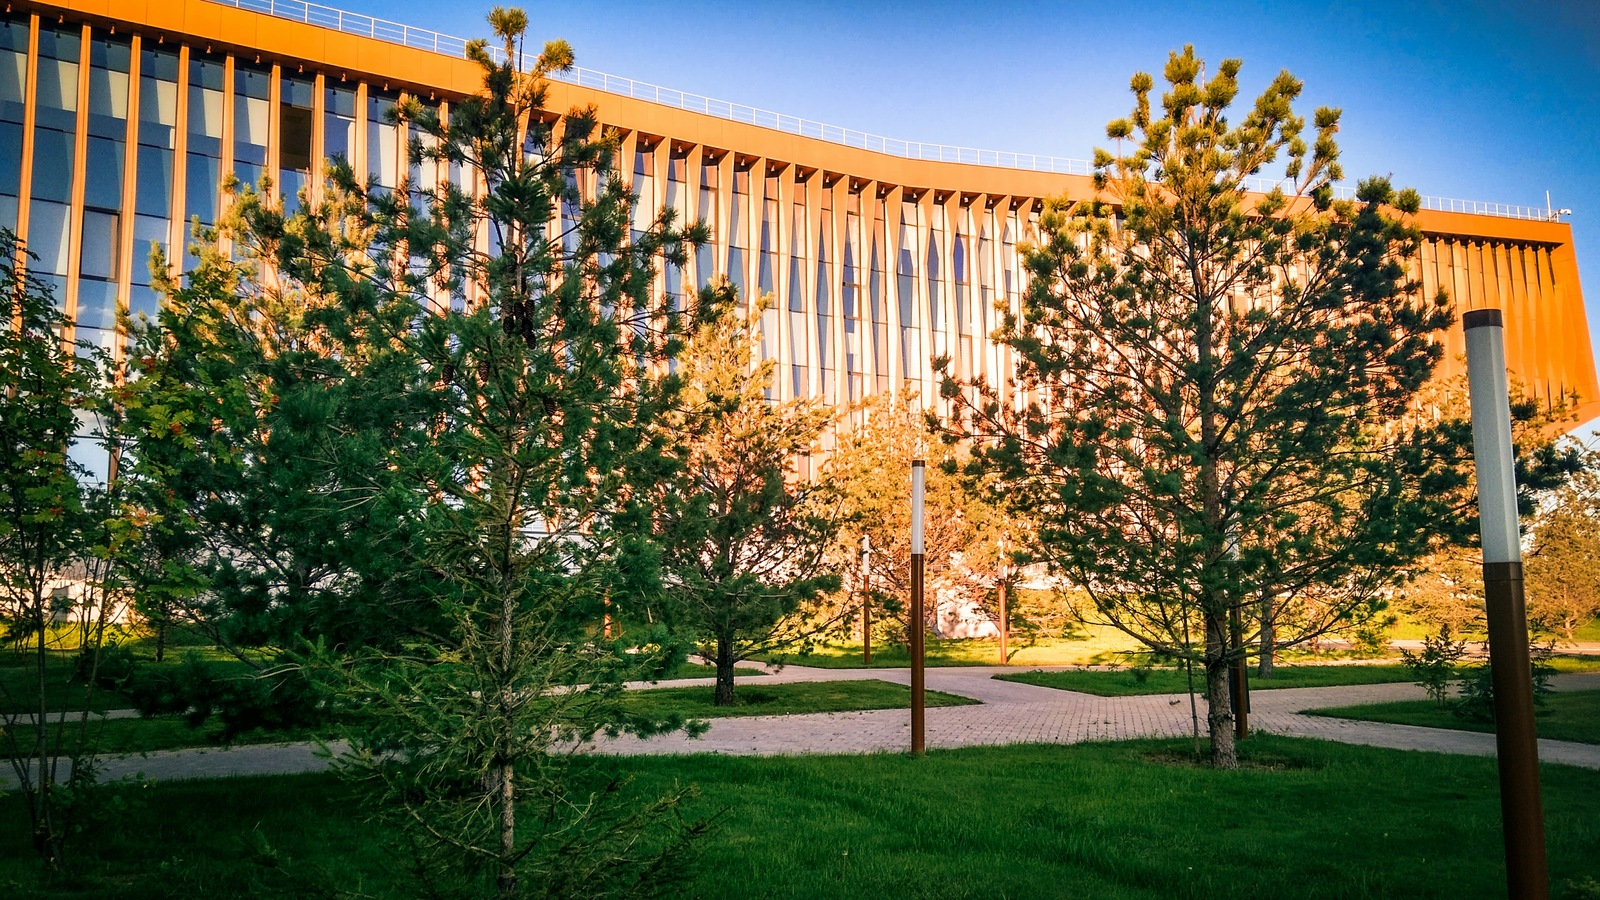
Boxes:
[1546,192,1572,222]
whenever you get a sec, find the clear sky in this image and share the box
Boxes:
[329,0,1599,374]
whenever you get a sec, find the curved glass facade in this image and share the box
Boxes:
[6,0,1597,442]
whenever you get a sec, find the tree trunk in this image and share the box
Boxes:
[496,576,517,895]
[1205,612,1238,769]
[497,759,516,896]
[714,634,736,706]
[154,615,167,664]
[1256,588,1275,679]
[31,580,58,864]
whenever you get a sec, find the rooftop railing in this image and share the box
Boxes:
[209,0,1561,223]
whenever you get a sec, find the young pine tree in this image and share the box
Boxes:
[940,49,1458,768]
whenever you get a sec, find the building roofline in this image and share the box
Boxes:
[179,0,1562,224]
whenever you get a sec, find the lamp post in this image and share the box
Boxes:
[861,534,872,666]
[997,535,1008,665]
[1463,308,1549,900]
[1226,529,1249,740]
[910,458,926,756]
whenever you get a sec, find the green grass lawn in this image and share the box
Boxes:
[764,632,1146,669]
[621,679,976,720]
[2,715,321,757]
[994,664,1420,696]
[0,656,118,715]
[3,736,1598,898]
[1310,690,1600,745]
[3,681,973,757]
[995,655,1600,698]
[661,661,765,679]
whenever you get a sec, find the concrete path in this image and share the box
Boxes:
[7,669,1599,785]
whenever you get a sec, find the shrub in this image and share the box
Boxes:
[1454,641,1555,723]
[75,641,139,692]
[1400,625,1468,706]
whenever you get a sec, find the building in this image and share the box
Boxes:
[6,0,1597,450]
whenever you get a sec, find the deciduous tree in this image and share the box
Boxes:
[0,232,131,867]
[1526,447,1600,641]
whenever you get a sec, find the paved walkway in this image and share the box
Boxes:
[8,669,1600,785]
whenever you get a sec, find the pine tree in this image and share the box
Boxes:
[655,290,841,705]
[941,48,1458,768]
[123,8,713,894]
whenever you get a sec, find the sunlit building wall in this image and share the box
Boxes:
[7,0,1597,477]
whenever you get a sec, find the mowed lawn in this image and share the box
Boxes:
[996,665,1415,696]
[765,632,1144,669]
[621,679,976,720]
[3,681,973,757]
[1311,690,1600,745]
[995,656,1600,697]
[3,736,1598,898]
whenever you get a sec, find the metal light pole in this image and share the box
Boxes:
[1464,308,1549,900]
[997,536,1008,665]
[861,534,873,666]
[910,458,926,756]
[1229,608,1249,741]
[1227,531,1249,740]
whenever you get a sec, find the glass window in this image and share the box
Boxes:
[696,158,717,281]
[404,98,438,217]
[631,145,654,234]
[26,24,79,302]
[85,36,129,137]
[29,199,70,295]
[324,83,355,164]
[869,201,887,390]
[757,197,776,295]
[183,50,225,262]
[279,75,313,211]
[233,61,271,190]
[367,90,401,189]
[131,47,178,297]
[83,37,130,210]
[30,127,75,203]
[816,224,834,404]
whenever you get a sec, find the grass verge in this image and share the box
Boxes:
[3,736,1598,898]
[764,633,1145,669]
[661,662,765,679]
[1309,689,1600,745]
[4,680,973,757]
[995,656,1600,697]
[621,679,976,720]
[996,664,1425,696]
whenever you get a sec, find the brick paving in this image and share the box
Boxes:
[590,667,1600,769]
[8,669,1599,785]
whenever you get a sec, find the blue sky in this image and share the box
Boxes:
[332,0,1599,367]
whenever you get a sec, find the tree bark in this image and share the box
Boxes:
[714,634,736,706]
[495,526,517,895]
[1256,588,1275,679]
[154,615,167,664]
[1205,612,1238,769]
[497,758,516,896]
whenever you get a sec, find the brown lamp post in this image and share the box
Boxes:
[997,535,1009,665]
[1463,308,1549,900]
[910,458,926,756]
[861,534,872,666]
